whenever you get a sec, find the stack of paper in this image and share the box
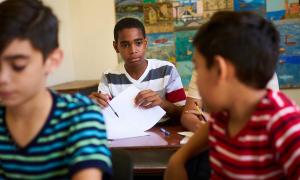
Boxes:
[102,85,166,140]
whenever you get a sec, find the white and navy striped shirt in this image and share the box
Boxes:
[98,59,186,106]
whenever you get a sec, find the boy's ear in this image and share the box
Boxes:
[44,48,63,75]
[213,55,231,82]
[113,41,119,53]
[144,37,148,47]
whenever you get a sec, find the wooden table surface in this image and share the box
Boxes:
[110,124,186,174]
[50,80,99,95]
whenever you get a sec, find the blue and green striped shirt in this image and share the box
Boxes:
[0,91,112,179]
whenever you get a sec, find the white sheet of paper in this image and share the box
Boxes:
[178,131,194,137]
[102,85,166,139]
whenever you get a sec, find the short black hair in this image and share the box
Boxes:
[0,0,59,60]
[193,11,280,89]
[114,17,146,42]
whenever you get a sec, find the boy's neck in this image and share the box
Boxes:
[124,58,148,80]
[6,89,52,122]
[227,85,266,137]
[5,88,53,147]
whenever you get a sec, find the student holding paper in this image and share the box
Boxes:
[0,0,111,179]
[90,18,186,121]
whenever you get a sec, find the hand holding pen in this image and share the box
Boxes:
[89,91,119,118]
[89,91,111,108]
[184,102,207,122]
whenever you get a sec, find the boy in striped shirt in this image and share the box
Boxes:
[90,18,186,121]
[165,11,300,179]
[0,0,111,179]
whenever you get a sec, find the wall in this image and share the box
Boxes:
[69,0,117,81]
[45,0,117,86]
[43,0,75,86]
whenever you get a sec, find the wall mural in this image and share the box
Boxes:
[115,0,300,88]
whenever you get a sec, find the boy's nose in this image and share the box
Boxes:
[129,44,138,54]
[0,67,11,84]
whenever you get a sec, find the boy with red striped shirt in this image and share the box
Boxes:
[165,11,300,179]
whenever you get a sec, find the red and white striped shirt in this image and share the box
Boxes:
[209,89,300,179]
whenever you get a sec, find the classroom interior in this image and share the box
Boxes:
[33,0,300,105]
[1,0,299,179]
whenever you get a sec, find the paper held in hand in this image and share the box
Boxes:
[102,85,166,140]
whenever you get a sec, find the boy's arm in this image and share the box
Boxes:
[72,168,102,180]
[164,123,209,180]
[161,98,184,119]
[181,97,206,132]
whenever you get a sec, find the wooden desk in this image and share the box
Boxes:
[110,124,185,175]
[51,80,99,95]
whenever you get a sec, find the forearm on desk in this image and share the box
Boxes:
[161,100,183,120]
[181,97,203,132]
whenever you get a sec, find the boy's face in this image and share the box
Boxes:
[193,50,223,112]
[0,39,54,107]
[113,28,147,66]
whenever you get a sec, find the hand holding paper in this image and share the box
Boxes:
[102,85,166,140]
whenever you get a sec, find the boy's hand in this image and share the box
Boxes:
[184,110,208,123]
[135,90,162,109]
[89,92,111,108]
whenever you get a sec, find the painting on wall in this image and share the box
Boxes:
[116,4,144,22]
[115,0,143,6]
[172,0,206,31]
[266,0,286,20]
[144,2,174,33]
[203,0,234,18]
[285,0,300,19]
[275,18,300,88]
[234,0,266,16]
[176,61,194,87]
[175,30,196,62]
[146,32,176,63]
[115,0,300,89]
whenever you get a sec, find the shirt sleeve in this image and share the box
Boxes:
[187,71,201,99]
[268,106,300,178]
[98,73,112,97]
[67,102,112,178]
[165,65,186,106]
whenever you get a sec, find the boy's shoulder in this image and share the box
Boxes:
[257,90,300,128]
[53,91,100,111]
[147,59,175,68]
[262,89,298,111]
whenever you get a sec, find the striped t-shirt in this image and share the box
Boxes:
[209,89,300,179]
[98,59,186,106]
[0,91,112,179]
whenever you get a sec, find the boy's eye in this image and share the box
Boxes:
[10,60,27,72]
[135,40,144,46]
[120,43,130,49]
[11,64,26,72]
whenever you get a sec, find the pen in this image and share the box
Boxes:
[194,102,207,122]
[160,128,171,136]
[107,102,119,118]
[98,91,119,118]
